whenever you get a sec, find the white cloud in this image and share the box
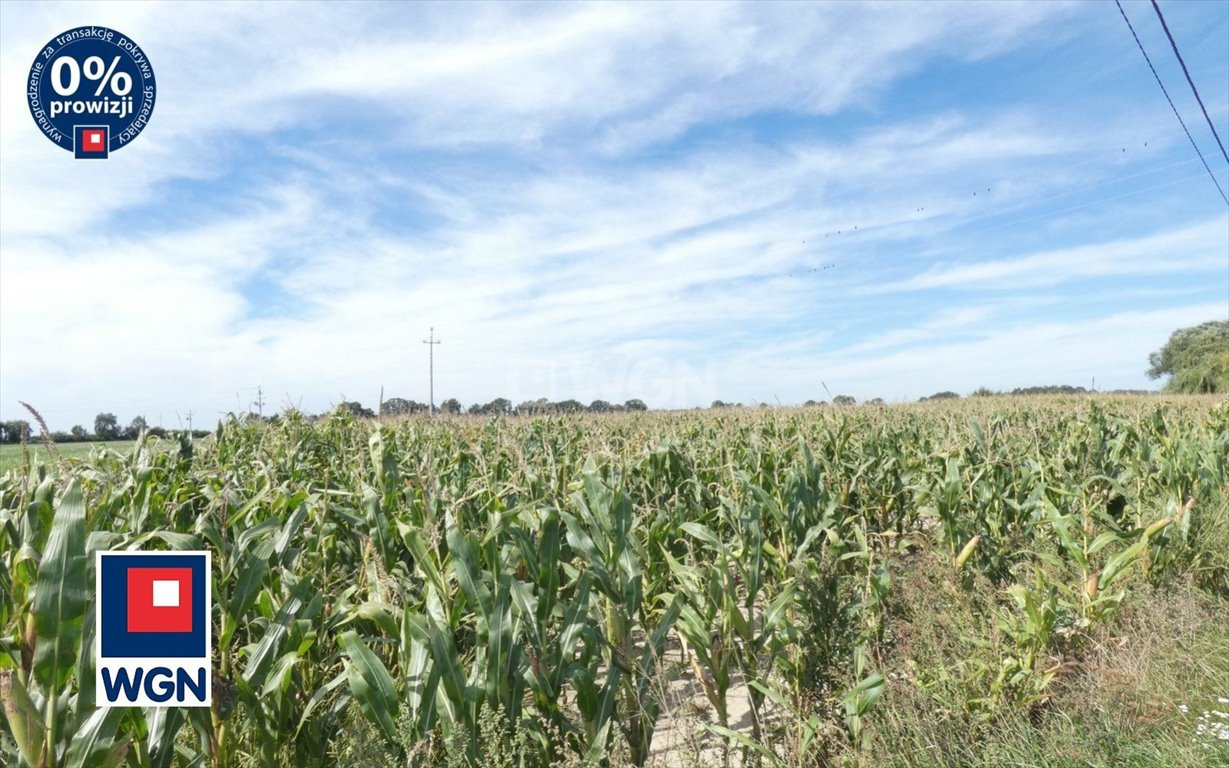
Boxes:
[865,218,1229,293]
[718,303,1228,403]
[0,1,1078,236]
[1,1,1226,429]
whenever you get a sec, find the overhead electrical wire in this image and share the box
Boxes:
[1113,0,1228,206]
[1149,0,1229,166]
[1140,0,1229,320]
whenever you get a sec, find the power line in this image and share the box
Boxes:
[1150,0,1229,166]
[1113,0,1228,206]
[1141,0,1229,323]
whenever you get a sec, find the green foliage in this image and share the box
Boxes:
[1010,385,1089,396]
[1148,320,1229,393]
[122,415,148,439]
[93,413,119,440]
[381,397,429,416]
[0,398,1225,767]
[337,401,376,418]
[474,397,512,415]
[0,421,32,445]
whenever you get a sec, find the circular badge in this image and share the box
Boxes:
[26,26,156,158]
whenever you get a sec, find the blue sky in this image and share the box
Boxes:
[1,1,1227,430]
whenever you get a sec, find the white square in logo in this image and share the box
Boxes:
[152,580,180,607]
[89,133,101,146]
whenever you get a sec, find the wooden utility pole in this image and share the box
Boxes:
[423,327,440,416]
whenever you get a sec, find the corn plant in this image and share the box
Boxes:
[2,397,1226,767]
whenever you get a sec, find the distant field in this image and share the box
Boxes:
[0,440,135,472]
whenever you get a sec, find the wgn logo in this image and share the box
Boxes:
[96,551,211,707]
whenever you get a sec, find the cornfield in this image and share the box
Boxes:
[1,397,1227,767]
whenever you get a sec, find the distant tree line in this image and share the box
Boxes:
[0,412,211,445]
[801,395,859,407]
[337,397,652,419]
[22,317,1219,442]
[721,395,864,408]
[965,385,1152,399]
[0,399,658,439]
[468,398,647,416]
[707,385,1162,411]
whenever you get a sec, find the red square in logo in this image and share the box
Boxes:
[81,129,106,152]
[127,567,193,633]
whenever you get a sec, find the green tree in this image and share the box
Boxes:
[380,397,426,416]
[0,420,31,444]
[94,412,120,440]
[833,395,856,407]
[1010,385,1087,396]
[624,398,647,411]
[516,398,553,415]
[483,398,513,415]
[337,401,375,418]
[123,415,148,439]
[70,425,88,439]
[1147,320,1229,393]
[441,398,463,415]
[587,399,612,413]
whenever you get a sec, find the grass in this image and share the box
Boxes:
[0,440,135,472]
[864,559,1229,767]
